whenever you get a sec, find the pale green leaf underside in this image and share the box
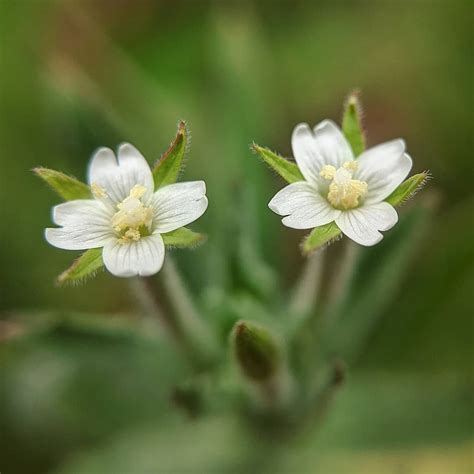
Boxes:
[252,144,304,184]
[162,227,206,248]
[153,121,188,189]
[33,167,92,201]
[342,91,366,157]
[385,172,429,206]
[57,248,103,285]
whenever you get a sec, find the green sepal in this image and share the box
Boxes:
[385,172,430,207]
[251,143,304,184]
[57,248,104,286]
[33,167,92,201]
[152,121,189,189]
[231,320,281,381]
[342,90,366,157]
[162,227,207,248]
[301,222,342,256]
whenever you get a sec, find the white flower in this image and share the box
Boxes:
[45,143,208,277]
[269,120,412,246]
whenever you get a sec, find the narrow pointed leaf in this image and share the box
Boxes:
[33,167,92,201]
[153,121,189,188]
[301,222,342,256]
[57,248,104,286]
[385,172,429,206]
[251,144,304,183]
[342,91,366,157]
[162,227,206,248]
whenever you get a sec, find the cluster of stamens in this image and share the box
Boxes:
[320,161,368,210]
[107,185,153,244]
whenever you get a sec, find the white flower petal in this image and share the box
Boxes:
[335,210,383,246]
[87,143,154,204]
[45,227,112,251]
[356,140,412,204]
[102,233,165,278]
[292,120,353,185]
[46,199,113,250]
[335,202,398,246]
[116,143,154,201]
[361,201,399,231]
[152,181,208,233]
[52,199,112,226]
[269,182,340,229]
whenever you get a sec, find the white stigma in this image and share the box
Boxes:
[111,185,153,243]
[320,161,368,210]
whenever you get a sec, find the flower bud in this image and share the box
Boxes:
[231,320,281,382]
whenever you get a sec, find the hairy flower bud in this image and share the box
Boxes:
[231,321,281,382]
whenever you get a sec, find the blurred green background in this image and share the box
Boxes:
[1,1,473,473]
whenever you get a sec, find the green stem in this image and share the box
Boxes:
[161,257,217,362]
[288,251,326,327]
[128,276,181,342]
[323,241,360,324]
[306,360,346,428]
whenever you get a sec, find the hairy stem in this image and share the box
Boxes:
[161,257,217,362]
[128,276,181,341]
[323,241,360,324]
[289,251,326,324]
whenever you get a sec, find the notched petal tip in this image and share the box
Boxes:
[268,194,284,214]
[44,227,54,244]
[314,118,340,133]
[88,147,117,184]
[117,142,146,163]
[291,122,312,140]
[281,215,315,230]
[195,180,207,196]
[402,152,413,170]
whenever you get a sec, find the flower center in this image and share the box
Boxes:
[111,185,153,244]
[320,161,368,210]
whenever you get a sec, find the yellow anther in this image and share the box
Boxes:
[320,165,336,180]
[343,161,358,172]
[111,185,153,243]
[129,184,147,199]
[323,161,367,210]
[91,182,108,199]
[327,180,367,210]
[118,228,141,244]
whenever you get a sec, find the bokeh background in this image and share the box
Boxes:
[1,1,473,473]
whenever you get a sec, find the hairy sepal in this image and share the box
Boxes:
[57,248,104,286]
[33,167,92,201]
[162,227,207,249]
[153,121,189,189]
[251,143,304,184]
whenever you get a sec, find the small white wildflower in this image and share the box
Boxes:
[45,143,208,277]
[269,120,413,246]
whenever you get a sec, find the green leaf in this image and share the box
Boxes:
[301,222,342,256]
[385,172,429,206]
[342,90,366,157]
[57,248,104,285]
[251,143,304,183]
[33,167,92,201]
[162,227,206,248]
[152,121,189,188]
